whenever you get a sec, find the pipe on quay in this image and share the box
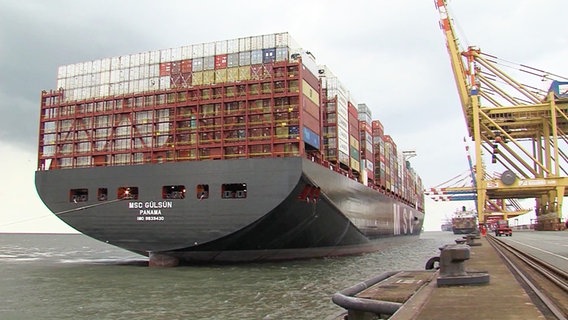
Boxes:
[331,271,403,316]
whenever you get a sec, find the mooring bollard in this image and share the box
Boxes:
[436,243,490,286]
[463,234,481,246]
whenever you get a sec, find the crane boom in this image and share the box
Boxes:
[434,0,472,136]
[433,1,568,230]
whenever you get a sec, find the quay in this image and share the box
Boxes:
[331,231,568,319]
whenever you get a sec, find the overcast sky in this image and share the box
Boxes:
[1,0,567,233]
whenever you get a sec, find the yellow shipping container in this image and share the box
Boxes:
[350,157,360,172]
[349,135,360,149]
[238,66,251,81]
[203,70,215,85]
[302,79,319,105]
[227,67,239,82]
[275,126,288,138]
[214,69,227,84]
[192,71,203,86]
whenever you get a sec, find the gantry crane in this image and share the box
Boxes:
[435,0,568,230]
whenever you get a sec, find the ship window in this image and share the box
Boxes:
[118,186,138,200]
[70,188,88,203]
[221,183,247,199]
[98,188,108,201]
[196,184,209,200]
[163,185,186,199]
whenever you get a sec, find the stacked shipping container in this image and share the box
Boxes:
[358,104,374,186]
[39,32,423,210]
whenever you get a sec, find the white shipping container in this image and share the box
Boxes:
[275,47,288,62]
[203,42,215,56]
[66,64,75,78]
[111,57,120,70]
[101,58,111,71]
[262,33,275,49]
[227,39,239,53]
[181,45,192,60]
[119,69,129,82]
[203,56,214,70]
[337,93,349,118]
[192,58,203,72]
[130,53,140,67]
[92,60,101,73]
[227,53,239,68]
[275,32,289,47]
[148,77,160,90]
[338,136,350,156]
[171,47,181,61]
[119,81,129,95]
[130,80,139,93]
[251,35,263,50]
[74,63,83,75]
[138,79,145,92]
[110,83,119,95]
[192,44,204,58]
[299,52,319,78]
[98,71,110,84]
[251,50,262,64]
[57,66,67,79]
[110,70,120,83]
[159,76,170,90]
[80,88,89,100]
[56,78,66,89]
[130,67,139,81]
[160,49,172,63]
[90,74,98,87]
[149,50,160,64]
[148,64,159,77]
[140,52,149,65]
[239,51,251,66]
[84,61,93,74]
[75,76,83,88]
[100,84,110,97]
[215,40,227,55]
[66,77,75,89]
[119,55,130,69]
[90,86,98,98]
[141,78,149,92]
[239,37,251,52]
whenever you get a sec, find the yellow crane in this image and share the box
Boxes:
[434,0,568,230]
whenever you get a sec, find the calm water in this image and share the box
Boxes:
[0,232,457,320]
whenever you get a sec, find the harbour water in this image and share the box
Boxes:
[0,232,457,319]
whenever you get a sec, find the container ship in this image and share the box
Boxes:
[35,33,425,266]
[451,207,478,234]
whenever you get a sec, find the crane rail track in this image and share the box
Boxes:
[487,234,568,320]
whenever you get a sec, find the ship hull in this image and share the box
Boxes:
[35,157,424,263]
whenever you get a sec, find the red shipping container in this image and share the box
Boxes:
[181,59,192,73]
[171,61,182,74]
[215,54,228,69]
[348,103,358,117]
[372,120,384,131]
[159,62,172,76]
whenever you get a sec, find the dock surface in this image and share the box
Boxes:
[392,235,546,319]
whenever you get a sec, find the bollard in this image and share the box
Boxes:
[463,234,481,246]
[438,244,469,277]
[437,244,490,286]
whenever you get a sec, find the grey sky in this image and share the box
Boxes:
[1,0,567,232]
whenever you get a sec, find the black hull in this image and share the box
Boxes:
[35,157,424,263]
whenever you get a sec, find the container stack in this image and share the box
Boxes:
[39,32,423,210]
[358,104,374,186]
[55,33,299,102]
